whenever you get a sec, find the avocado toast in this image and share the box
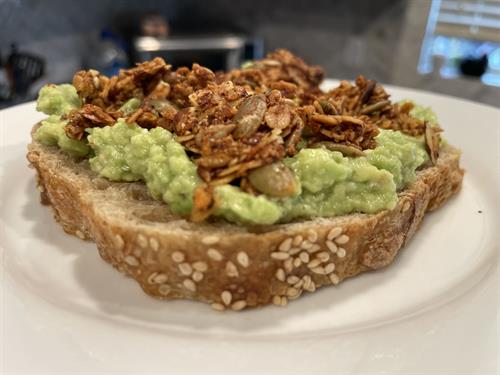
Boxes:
[27,50,464,310]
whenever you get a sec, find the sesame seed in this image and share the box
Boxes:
[36,184,45,192]
[192,271,204,282]
[301,240,313,250]
[289,247,301,255]
[114,234,124,250]
[272,295,282,306]
[124,255,139,267]
[307,244,321,254]
[327,227,343,241]
[211,303,225,311]
[286,287,299,298]
[293,257,302,268]
[402,201,411,212]
[335,234,349,245]
[303,280,316,292]
[178,262,193,276]
[324,263,336,274]
[147,272,158,284]
[307,230,318,243]
[307,259,321,268]
[283,258,293,273]
[75,230,85,240]
[275,268,286,282]
[337,248,347,258]
[137,234,148,248]
[279,237,293,252]
[299,251,310,263]
[329,273,340,285]
[171,251,185,263]
[303,278,311,291]
[317,251,330,263]
[293,235,303,247]
[280,296,288,306]
[271,251,290,260]
[294,279,304,289]
[221,290,232,306]
[149,237,160,251]
[183,279,196,292]
[326,240,338,253]
[132,248,142,257]
[153,273,168,284]
[311,266,326,275]
[231,300,247,311]
[225,261,239,277]
[237,251,250,268]
[202,235,220,245]
[287,275,300,284]
[207,248,223,261]
[192,261,208,272]
[158,284,171,296]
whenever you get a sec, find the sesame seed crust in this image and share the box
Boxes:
[28,134,464,311]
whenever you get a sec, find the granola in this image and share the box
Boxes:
[66,49,435,200]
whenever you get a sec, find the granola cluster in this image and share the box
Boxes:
[217,49,324,102]
[63,49,435,202]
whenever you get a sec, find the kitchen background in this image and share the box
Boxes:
[1,0,499,108]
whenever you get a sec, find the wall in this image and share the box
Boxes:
[1,0,498,106]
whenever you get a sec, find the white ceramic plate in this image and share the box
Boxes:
[1,81,499,374]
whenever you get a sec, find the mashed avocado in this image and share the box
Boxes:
[366,130,428,190]
[34,115,90,157]
[408,102,438,124]
[279,146,398,221]
[86,124,427,225]
[36,84,81,116]
[88,121,199,215]
[34,84,433,225]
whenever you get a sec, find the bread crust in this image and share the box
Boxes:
[27,129,464,310]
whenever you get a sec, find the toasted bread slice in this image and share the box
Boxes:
[27,126,464,311]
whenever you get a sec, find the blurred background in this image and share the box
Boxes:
[1,0,499,108]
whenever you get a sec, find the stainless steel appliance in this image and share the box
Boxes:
[133,34,263,70]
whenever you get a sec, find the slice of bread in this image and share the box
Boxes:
[27,125,464,311]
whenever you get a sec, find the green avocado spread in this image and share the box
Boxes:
[36,84,81,116]
[34,84,433,225]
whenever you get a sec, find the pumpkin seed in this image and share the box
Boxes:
[360,100,390,115]
[248,162,299,197]
[319,100,337,115]
[196,154,232,168]
[195,124,236,146]
[233,94,267,139]
[149,99,177,113]
[359,80,376,104]
[425,122,441,165]
[312,142,365,157]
